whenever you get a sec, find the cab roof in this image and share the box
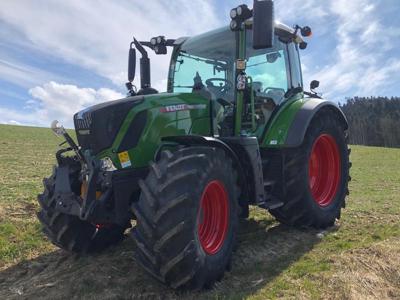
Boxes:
[174,21,304,47]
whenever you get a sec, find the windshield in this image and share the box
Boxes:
[169,27,236,102]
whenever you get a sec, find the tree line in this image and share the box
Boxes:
[339,96,400,148]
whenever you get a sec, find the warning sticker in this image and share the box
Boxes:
[118,151,132,168]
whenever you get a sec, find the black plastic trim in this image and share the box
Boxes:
[118,110,148,152]
[285,98,348,147]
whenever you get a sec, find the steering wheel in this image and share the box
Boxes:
[262,87,286,103]
[263,87,286,94]
[205,78,233,94]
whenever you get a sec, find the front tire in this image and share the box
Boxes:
[269,110,351,228]
[131,147,239,289]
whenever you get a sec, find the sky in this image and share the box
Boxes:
[0,0,399,128]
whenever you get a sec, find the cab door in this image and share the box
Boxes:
[240,31,303,139]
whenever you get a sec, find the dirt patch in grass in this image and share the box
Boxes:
[327,238,400,300]
[0,206,6,223]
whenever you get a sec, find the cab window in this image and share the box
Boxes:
[245,33,290,105]
[288,43,303,88]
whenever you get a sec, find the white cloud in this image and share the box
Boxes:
[0,107,41,127]
[6,120,21,126]
[0,81,124,128]
[291,0,400,101]
[0,0,220,90]
[0,58,66,88]
[0,0,221,128]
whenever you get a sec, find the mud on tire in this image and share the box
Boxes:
[131,146,239,289]
[37,166,127,253]
[269,109,351,229]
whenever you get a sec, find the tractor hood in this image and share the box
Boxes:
[73,92,201,155]
[73,95,145,154]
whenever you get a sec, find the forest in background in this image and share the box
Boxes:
[339,97,400,148]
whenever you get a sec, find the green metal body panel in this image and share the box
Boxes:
[260,92,306,147]
[97,92,210,169]
[247,77,256,132]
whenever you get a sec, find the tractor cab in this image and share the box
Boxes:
[166,23,304,137]
[128,18,308,138]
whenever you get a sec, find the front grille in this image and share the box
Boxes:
[73,96,144,154]
[73,112,93,151]
[74,112,92,129]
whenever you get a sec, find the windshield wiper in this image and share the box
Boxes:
[179,53,227,69]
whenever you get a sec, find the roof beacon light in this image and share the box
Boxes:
[301,26,312,37]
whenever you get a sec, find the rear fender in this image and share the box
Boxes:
[262,97,348,148]
[285,99,348,147]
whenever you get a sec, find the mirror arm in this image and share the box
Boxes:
[133,38,148,58]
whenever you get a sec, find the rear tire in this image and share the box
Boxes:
[37,167,127,253]
[131,147,239,289]
[269,110,351,228]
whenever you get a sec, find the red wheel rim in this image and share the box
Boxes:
[197,180,229,255]
[308,134,341,207]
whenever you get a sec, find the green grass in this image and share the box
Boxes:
[0,124,399,299]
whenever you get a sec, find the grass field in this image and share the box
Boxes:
[0,124,399,299]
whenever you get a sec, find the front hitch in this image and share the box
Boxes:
[51,120,84,162]
[53,149,116,224]
[51,120,116,224]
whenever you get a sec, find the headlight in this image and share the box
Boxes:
[150,37,157,45]
[51,120,66,136]
[100,157,117,171]
[157,36,162,44]
[230,20,238,30]
[230,8,237,19]
[230,5,252,21]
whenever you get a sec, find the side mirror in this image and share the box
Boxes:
[310,80,319,90]
[128,46,136,82]
[266,51,281,63]
[253,0,274,49]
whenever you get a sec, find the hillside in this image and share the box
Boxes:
[0,124,399,299]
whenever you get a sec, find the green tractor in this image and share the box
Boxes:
[37,0,351,290]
